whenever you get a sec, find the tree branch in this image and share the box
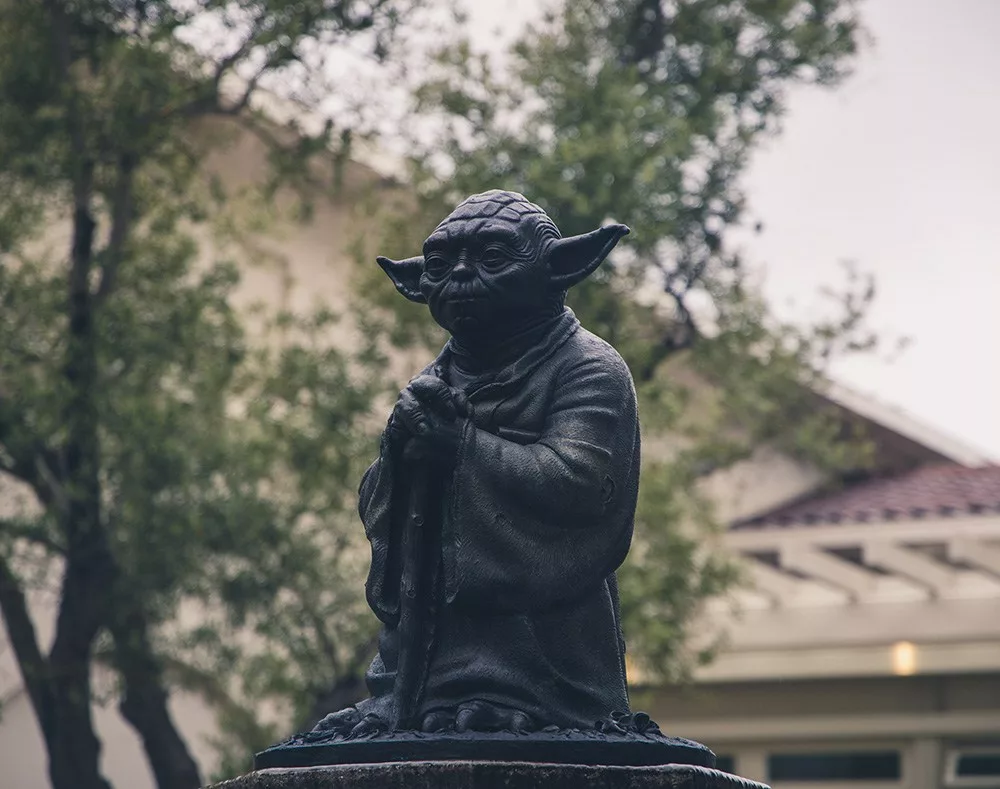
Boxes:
[94,154,135,306]
[305,604,342,679]
[0,436,67,516]
[0,518,65,555]
[110,604,202,789]
[43,0,94,219]
[0,554,55,746]
[173,19,265,119]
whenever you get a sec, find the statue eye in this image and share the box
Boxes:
[480,246,506,270]
[424,253,451,278]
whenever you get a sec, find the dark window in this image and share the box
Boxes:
[955,751,1000,777]
[769,751,901,781]
[714,755,735,774]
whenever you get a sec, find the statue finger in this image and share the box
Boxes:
[396,390,427,434]
[409,375,457,418]
[408,374,450,395]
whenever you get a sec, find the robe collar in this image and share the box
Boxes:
[424,307,581,398]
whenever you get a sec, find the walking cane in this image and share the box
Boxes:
[390,455,432,731]
[389,380,465,731]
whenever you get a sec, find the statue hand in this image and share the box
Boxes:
[407,375,464,419]
[392,375,467,463]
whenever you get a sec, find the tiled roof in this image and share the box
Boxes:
[733,464,1000,529]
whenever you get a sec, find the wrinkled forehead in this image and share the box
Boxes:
[424,217,529,251]
[424,192,556,251]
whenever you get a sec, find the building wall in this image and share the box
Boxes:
[699,445,826,525]
[642,675,1000,788]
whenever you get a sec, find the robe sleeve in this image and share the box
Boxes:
[443,347,640,614]
[359,428,402,625]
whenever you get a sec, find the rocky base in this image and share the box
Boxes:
[211,761,769,789]
[255,728,715,770]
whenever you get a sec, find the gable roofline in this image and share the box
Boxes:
[732,462,1000,529]
[816,380,995,468]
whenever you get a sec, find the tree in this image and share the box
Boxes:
[0,2,423,789]
[384,0,881,679]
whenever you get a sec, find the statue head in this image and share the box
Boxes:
[376,190,629,344]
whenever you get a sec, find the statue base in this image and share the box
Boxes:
[254,729,716,770]
[210,761,769,788]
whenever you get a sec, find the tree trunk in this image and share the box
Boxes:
[47,628,113,789]
[44,142,115,789]
[0,557,55,747]
[111,605,202,789]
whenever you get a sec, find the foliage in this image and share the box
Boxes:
[397,0,879,680]
[0,2,423,789]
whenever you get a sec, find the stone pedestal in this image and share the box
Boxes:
[210,762,769,789]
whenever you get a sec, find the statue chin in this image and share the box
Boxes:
[445,314,487,339]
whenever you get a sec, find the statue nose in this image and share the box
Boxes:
[452,255,474,281]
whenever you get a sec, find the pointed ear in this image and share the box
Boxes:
[376,255,427,304]
[546,224,630,291]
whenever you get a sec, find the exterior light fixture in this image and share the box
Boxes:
[891,641,918,676]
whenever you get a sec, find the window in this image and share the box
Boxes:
[769,751,901,781]
[945,748,1000,788]
[714,755,735,774]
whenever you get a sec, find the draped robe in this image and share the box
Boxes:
[357,308,640,730]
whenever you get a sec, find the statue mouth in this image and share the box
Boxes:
[448,296,483,314]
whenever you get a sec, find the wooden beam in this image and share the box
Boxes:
[710,594,1000,651]
[780,545,880,601]
[745,562,808,607]
[695,639,1000,685]
[727,515,1000,552]
[865,542,958,598]
[949,539,1000,578]
[664,710,1000,745]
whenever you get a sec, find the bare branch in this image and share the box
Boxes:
[0,554,54,744]
[172,15,267,119]
[305,604,342,678]
[0,518,65,555]
[109,604,203,789]
[42,0,94,213]
[0,435,66,516]
[94,155,135,306]
[211,66,268,117]
[347,634,379,676]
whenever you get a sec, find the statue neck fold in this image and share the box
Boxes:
[449,308,567,375]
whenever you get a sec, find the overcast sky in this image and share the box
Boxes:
[463,0,1000,460]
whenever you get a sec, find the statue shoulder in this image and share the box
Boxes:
[559,328,636,392]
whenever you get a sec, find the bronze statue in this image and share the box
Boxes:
[256,190,720,771]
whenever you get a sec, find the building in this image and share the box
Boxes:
[645,388,1000,788]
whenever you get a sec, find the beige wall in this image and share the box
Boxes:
[640,676,1000,789]
[699,445,825,525]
